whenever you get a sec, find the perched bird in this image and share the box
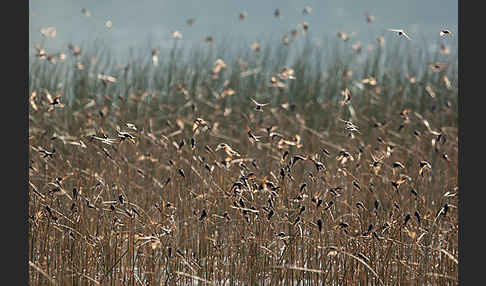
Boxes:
[274,8,280,18]
[388,29,412,40]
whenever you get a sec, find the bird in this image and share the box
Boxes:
[81,8,91,17]
[388,29,412,40]
[186,18,196,26]
[178,168,185,179]
[118,194,125,205]
[247,129,261,144]
[427,62,449,72]
[365,13,375,23]
[250,42,260,52]
[251,98,268,112]
[392,161,405,169]
[299,22,309,35]
[440,43,450,55]
[45,91,64,111]
[105,20,113,29]
[440,29,453,37]
[39,147,56,159]
[116,129,136,143]
[339,88,351,105]
[203,36,215,45]
[239,11,248,21]
[172,31,183,39]
[215,143,240,157]
[340,119,360,134]
[303,6,312,15]
[419,160,432,176]
[337,32,353,41]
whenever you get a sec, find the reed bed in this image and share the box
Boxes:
[29,36,458,285]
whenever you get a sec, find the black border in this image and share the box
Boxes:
[12,0,29,284]
[457,0,467,285]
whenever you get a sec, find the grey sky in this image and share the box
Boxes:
[29,0,457,59]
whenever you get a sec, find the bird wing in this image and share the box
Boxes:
[402,32,412,40]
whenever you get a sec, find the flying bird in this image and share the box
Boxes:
[203,36,215,44]
[186,18,196,26]
[239,11,248,21]
[427,62,449,72]
[247,129,261,144]
[440,43,450,55]
[440,29,453,37]
[388,29,412,40]
[337,32,353,41]
[172,31,183,39]
[365,13,375,23]
[105,20,113,29]
[339,88,351,105]
[251,98,268,112]
[81,8,91,17]
[303,6,312,15]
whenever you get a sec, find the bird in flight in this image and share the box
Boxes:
[239,11,248,21]
[303,6,312,15]
[388,29,412,40]
[440,29,453,37]
[186,18,196,26]
[365,13,375,23]
[251,98,268,112]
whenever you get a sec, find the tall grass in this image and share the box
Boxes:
[29,36,458,285]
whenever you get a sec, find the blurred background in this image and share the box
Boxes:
[29,0,458,60]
